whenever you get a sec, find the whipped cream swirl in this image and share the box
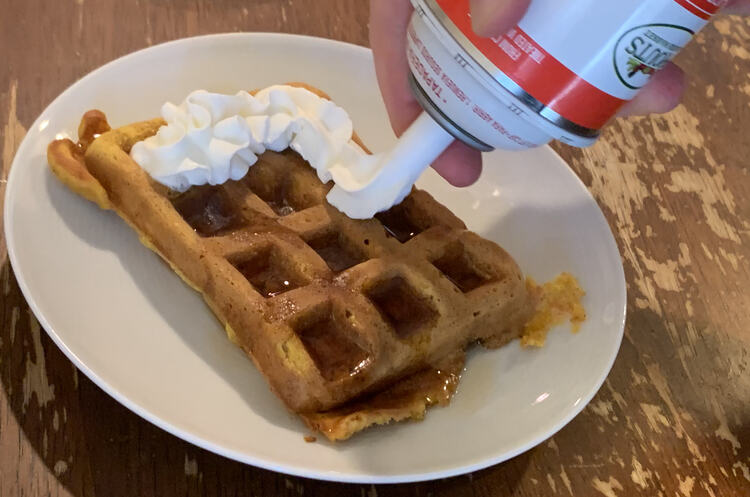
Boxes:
[130,85,452,218]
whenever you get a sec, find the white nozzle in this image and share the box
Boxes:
[326,113,455,219]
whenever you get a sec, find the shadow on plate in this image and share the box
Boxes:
[37,159,605,477]
[43,168,301,434]
[38,163,533,479]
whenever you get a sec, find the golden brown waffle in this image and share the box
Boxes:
[47,84,531,440]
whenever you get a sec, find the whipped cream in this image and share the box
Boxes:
[130,85,453,218]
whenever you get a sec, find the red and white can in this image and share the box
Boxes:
[407,0,725,150]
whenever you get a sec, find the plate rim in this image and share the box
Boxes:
[4,32,626,484]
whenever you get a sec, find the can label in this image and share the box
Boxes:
[613,24,694,90]
[435,0,719,129]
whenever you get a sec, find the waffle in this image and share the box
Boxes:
[47,84,531,440]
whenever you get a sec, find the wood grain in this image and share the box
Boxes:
[1,1,748,496]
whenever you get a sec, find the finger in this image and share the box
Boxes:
[370,0,423,135]
[470,0,532,37]
[617,62,686,116]
[723,0,750,15]
[371,0,483,187]
[430,141,483,187]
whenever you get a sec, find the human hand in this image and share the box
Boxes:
[370,0,750,187]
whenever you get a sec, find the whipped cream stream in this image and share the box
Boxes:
[129,86,453,219]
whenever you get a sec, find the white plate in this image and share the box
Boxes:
[4,33,625,483]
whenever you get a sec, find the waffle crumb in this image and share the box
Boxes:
[522,273,586,347]
[304,435,317,443]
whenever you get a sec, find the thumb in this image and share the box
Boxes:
[470,0,531,37]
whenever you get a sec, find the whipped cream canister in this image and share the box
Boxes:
[407,0,724,150]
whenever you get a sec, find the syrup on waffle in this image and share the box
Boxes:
[47,84,532,440]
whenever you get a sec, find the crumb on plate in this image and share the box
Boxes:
[522,272,586,347]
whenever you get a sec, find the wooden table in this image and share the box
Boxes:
[1,1,748,495]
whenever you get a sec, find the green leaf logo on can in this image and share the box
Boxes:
[614,24,694,90]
